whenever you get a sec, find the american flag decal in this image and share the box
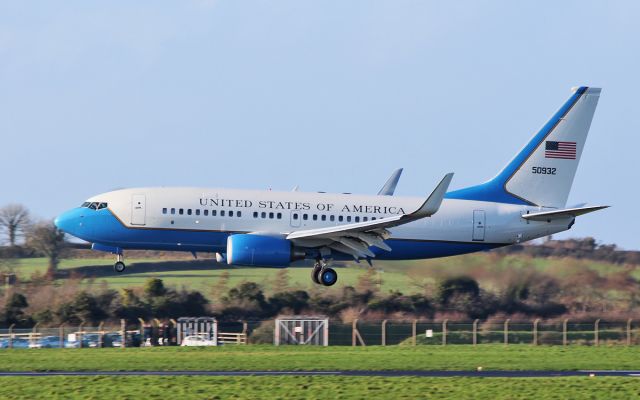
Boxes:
[545,141,576,159]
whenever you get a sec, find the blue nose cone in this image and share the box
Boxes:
[54,208,88,238]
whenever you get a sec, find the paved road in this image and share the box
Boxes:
[0,370,639,378]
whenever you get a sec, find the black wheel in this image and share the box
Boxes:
[311,264,322,284]
[320,268,338,286]
[114,261,126,273]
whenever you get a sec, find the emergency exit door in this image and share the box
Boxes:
[131,195,146,226]
[472,210,485,241]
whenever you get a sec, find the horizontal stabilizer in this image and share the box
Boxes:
[522,205,609,221]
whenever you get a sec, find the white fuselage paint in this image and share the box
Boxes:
[88,187,572,247]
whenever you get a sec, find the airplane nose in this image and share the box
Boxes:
[54,210,73,233]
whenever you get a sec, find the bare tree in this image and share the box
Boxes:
[0,204,31,246]
[25,221,67,277]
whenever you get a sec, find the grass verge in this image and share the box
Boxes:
[0,376,637,400]
[1,345,640,372]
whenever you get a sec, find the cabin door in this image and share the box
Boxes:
[131,194,146,226]
[472,210,485,241]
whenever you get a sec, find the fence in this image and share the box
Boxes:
[0,318,638,348]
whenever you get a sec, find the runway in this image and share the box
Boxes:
[0,370,639,378]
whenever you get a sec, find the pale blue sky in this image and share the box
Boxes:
[1,1,638,249]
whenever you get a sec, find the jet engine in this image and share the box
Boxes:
[226,234,304,267]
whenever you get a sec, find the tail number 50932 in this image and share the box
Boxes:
[532,167,556,175]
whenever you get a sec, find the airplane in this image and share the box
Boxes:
[55,86,607,287]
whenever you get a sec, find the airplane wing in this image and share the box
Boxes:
[287,173,454,259]
[521,205,609,221]
[378,168,403,196]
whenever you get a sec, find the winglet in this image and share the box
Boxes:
[410,173,454,218]
[378,168,403,196]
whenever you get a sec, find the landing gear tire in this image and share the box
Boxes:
[311,264,322,284]
[114,261,126,273]
[320,268,338,287]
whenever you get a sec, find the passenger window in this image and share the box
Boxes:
[204,210,209,216]
[261,212,266,218]
[363,217,368,222]
[355,216,360,223]
[321,215,326,221]
[303,214,308,220]
[338,216,343,222]
[187,209,192,216]
[293,213,298,220]
[372,217,376,220]
[221,210,225,217]
[237,211,242,217]
[162,208,167,214]
[330,215,335,222]
[347,216,352,222]
[253,212,258,218]
[312,214,318,221]
[229,210,234,217]
[212,210,217,216]
[171,208,176,215]
[179,209,184,215]
[277,212,282,219]
[269,212,274,219]
[196,209,200,216]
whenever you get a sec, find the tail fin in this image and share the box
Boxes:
[447,86,601,208]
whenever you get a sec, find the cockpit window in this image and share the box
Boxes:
[81,202,107,210]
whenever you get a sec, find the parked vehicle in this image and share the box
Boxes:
[180,335,217,347]
[29,336,64,349]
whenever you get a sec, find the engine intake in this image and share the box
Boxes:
[226,234,303,267]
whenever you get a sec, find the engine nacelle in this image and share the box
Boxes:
[226,234,302,267]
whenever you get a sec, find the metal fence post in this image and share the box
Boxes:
[98,322,104,348]
[352,319,357,347]
[59,323,65,349]
[504,319,510,346]
[627,319,633,346]
[8,323,14,349]
[120,319,126,349]
[31,322,40,347]
[442,320,448,346]
[381,320,387,346]
[138,318,145,346]
[78,321,85,348]
[533,319,540,346]
[472,319,479,346]
[412,319,417,346]
[595,319,600,346]
[563,319,568,346]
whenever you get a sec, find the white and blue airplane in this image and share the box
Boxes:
[55,86,607,286]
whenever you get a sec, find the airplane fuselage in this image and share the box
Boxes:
[59,187,571,260]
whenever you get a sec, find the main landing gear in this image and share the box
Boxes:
[311,260,338,287]
[114,253,126,273]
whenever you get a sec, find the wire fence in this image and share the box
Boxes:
[0,318,638,348]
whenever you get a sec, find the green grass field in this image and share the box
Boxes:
[2,345,640,372]
[2,346,640,399]
[7,253,636,294]
[0,376,637,400]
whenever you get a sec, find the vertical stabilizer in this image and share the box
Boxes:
[446,87,601,208]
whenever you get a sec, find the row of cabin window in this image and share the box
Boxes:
[253,211,283,219]
[293,213,378,223]
[162,208,242,218]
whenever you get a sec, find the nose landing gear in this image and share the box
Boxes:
[311,260,338,286]
[113,254,126,273]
